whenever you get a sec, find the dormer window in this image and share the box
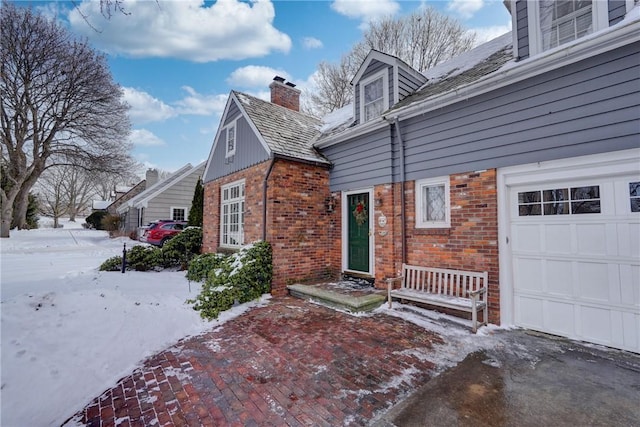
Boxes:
[528,1,608,55]
[225,121,236,157]
[359,70,388,123]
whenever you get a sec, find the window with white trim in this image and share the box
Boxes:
[359,71,388,123]
[225,121,236,157]
[529,0,608,55]
[171,207,186,221]
[629,181,640,213]
[415,177,450,228]
[220,180,245,247]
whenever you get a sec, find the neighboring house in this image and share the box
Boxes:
[117,162,206,234]
[202,1,640,353]
[106,177,149,216]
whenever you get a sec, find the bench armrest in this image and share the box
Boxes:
[386,276,403,290]
[468,287,487,297]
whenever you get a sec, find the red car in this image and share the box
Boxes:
[141,220,187,247]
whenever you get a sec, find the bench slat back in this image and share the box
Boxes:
[401,264,487,299]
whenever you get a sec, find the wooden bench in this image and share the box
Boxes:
[387,264,488,332]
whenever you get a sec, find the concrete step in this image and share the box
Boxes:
[287,282,387,313]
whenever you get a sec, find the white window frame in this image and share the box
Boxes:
[359,70,389,123]
[225,120,237,158]
[527,0,608,56]
[170,206,187,222]
[220,179,245,248]
[415,176,451,229]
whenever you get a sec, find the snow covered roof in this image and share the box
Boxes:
[387,33,513,114]
[233,91,330,165]
[92,200,111,210]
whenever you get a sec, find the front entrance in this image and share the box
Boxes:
[346,191,371,273]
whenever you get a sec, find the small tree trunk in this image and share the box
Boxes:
[12,189,29,230]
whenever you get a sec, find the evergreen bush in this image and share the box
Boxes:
[186,253,227,282]
[85,211,107,229]
[190,241,272,320]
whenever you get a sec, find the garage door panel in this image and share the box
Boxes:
[619,264,640,306]
[621,312,640,350]
[546,260,573,297]
[513,225,541,252]
[580,305,613,344]
[514,258,544,292]
[576,223,607,255]
[576,262,610,303]
[545,224,572,254]
[546,300,576,336]
[515,296,544,329]
[628,223,640,258]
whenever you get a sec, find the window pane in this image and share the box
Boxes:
[571,186,599,200]
[629,182,640,197]
[423,185,445,222]
[519,204,541,216]
[519,191,541,203]
[543,202,569,215]
[571,200,600,214]
[543,189,568,202]
[364,78,383,103]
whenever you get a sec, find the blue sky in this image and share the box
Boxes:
[30,0,512,174]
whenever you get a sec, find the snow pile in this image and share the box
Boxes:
[1,220,222,426]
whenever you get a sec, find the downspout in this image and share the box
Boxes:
[262,157,276,241]
[392,117,407,265]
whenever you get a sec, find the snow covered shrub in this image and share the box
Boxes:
[186,253,227,282]
[162,227,202,269]
[127,245,164,271]
[190,241,272,319]
[99,255,122,271]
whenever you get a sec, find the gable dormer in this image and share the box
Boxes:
[511,0,632,60]
[351,50,426,125]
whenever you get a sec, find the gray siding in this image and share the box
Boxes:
[396,41,639,182]
[609,0,626,25]
[143,164,205,224]
[515,0,529,60]
[203,103,270,183]
[321,42,639,191]
[323,127,393,192]
[398,67,425,102]
[224,102,240,126]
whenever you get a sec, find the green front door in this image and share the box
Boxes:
[347,192,370,272]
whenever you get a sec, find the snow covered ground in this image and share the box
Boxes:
[0,218,505,427]
[0,218,261,427]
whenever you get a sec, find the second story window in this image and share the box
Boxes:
[530,0,607,55]
[359,70,388,123]
[225,122,236,158]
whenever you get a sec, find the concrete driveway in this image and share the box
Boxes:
[375,328,640,427]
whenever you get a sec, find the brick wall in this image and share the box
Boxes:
[266,160,340,294]
[202,159,341,296]
[403,170,500,323]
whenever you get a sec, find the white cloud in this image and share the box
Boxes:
[129,129,166,147]
[302,37,323,49]
[174,86,228,116]
[123,88,175,124]
[471,23,512,45]
[448,0,485,19]
[226,66,291,88]
[331,0,400,23]
[68,0,292,62]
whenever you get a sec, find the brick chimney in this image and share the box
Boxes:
[269,76,300,112]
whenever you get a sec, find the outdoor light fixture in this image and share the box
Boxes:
[326,196,336,213]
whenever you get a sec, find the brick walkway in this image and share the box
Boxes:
[67,297,444,426]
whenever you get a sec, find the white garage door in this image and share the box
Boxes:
[504,154,639,353]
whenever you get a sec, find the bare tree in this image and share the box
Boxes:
[37,166,71,229]
[0,3,132,237]
[309,6,477,116]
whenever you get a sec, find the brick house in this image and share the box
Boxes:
[201,81,339,294]
[203,1,639,352]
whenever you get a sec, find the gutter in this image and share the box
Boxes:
[388,117,407,265]
[262,157,276,241]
